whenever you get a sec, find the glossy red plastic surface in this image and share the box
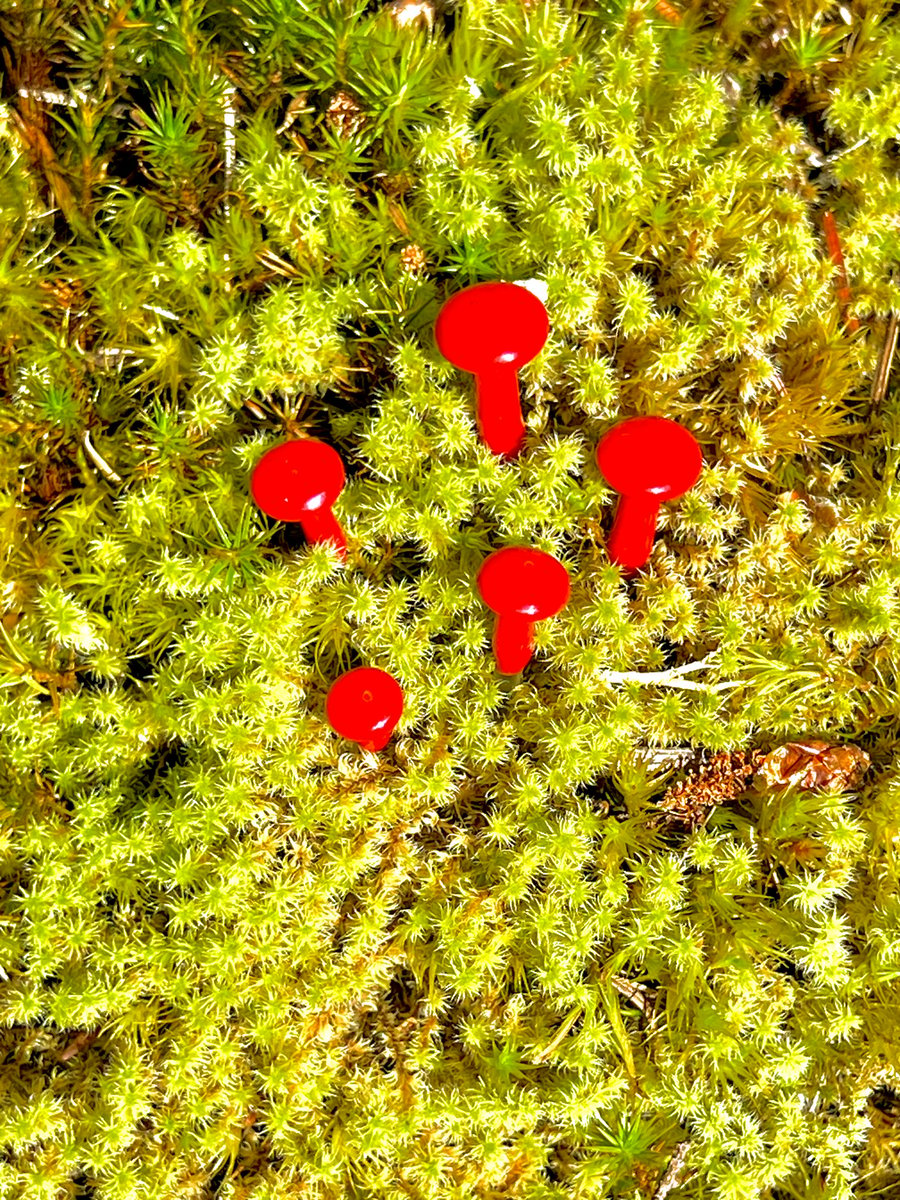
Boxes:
[595,416,702,572]
[325,667,404,752]
[250,438,347,558]
[477,546,570,674]
[434,282,549,457]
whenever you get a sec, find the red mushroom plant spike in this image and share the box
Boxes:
[477,547,571,674]
[595,416,702,573]
[326,667,404,751]
[250,439,347,559]
[434,282,549,457]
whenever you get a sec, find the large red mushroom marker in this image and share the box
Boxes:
[250,439,347,559]
[434,281,549,457]
[477,546,570,674]
[595,416,702,573]
[326,667,404,752]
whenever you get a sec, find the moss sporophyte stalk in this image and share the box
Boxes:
[2,1,900,1198]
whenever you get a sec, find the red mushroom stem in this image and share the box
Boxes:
[822,210,860,333]
[607,493,662,574]
[364,725,393,752]
[476,366,527,458]
[300,508,347,558]
[493,612,535,675]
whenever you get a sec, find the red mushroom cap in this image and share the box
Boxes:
[595,416,702,500]
[434,282,549,374]
[477,547,570,619]
[325,667,404,751]
[250,439,345,522]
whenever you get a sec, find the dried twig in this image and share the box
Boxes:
[82,430,123,484]
[610,975,656,1014]
[84,346,133,368]
[871,313,899,407]
[597,654,740,693]
[807,135,868,172]
[19,86,81,108]
[631,745,697,767]
[532,1005,584,1063]
[10,105,79,226]
[654,749,764,832]
[651,1141,691,1200]
[222,84,236,202]
[17,86,130,118]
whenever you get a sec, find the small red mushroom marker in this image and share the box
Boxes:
[250,439,347,559]
[326,667,404,751]
[477,546,570,674]
[595,416,702,573]
[434,281,549,457]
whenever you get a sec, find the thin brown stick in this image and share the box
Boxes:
[871,313,899,407]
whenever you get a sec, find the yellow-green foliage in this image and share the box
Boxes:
[1,1,900,1198]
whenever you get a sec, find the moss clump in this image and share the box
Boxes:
[1,1,900,1198]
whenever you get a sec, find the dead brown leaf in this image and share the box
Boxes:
[756,739,869,792]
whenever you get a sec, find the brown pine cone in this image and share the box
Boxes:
[325,91,367,139]
[653,749,766,832]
